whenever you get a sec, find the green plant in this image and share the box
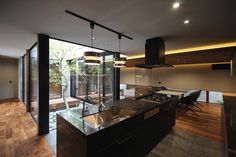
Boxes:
[49,40,78,111]
[49,39,103,110]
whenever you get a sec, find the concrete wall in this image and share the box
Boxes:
[0,58,19,99]
[121,63,236,92]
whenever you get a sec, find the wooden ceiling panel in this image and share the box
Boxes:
[126,47,236,67]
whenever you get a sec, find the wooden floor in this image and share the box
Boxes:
[0,100,55,157]
[175,102,224,142]
[0,100,224,157]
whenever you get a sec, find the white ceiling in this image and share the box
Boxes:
[0,0,236,58]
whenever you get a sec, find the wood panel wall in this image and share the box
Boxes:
[126,47,236,67]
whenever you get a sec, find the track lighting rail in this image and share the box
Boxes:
[65,10,133,40]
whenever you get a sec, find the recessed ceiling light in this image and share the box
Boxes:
[92,37,96,40]
[173,2,180,9]
[184,19,190,24]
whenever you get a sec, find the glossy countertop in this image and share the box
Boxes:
[58,98,162,136]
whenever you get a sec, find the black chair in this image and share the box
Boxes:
[179,94,198,116]
[194,90,202,106]
[189,90,202,111]
[160,86,168,90]
[178,90,203,116]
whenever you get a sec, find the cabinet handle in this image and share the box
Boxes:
[164,103,173,111]
[165,106,172,111]
[116,135,133,145]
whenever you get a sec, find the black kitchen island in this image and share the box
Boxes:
[57,98,177,157]
[223,96,236,157]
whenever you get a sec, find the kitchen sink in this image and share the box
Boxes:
[81,107,136,128]
[70,106,97,117]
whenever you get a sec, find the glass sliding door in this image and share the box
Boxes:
[30,44,38,121]
[49,38,110,108]
[76,52,114,104]
[49,61,62,99]
[19,56,25,103]
[48,38,116,130]
[102,53,114,103]
[24,55,27,105]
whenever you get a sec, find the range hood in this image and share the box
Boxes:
[136,37,173,69]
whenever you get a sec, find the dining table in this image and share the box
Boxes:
[155,89,189,98]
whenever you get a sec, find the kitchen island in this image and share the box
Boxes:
[57,98,177,157]
[223,96,236,157]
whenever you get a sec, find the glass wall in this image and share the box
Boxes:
[23,55,27,105]
[120,67,153,99]
[103,54,114,103]
[49,38,114,106]
[19,56,25,103]
[72,52,114,104]
[49,61,62,99]
[30,44,38,121]
[196,90,223,104]
[76,62,104,103]
[209,91,223,104]
[19,54,28,106]
[135,67,153,97]
[197,90,206,102]
[75,53,114,103]
[48,38,115,130]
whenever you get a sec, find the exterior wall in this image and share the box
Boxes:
[0,58,19,99]
[121,64,236,92]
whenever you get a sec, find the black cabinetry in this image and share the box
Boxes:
[57,98,176,157]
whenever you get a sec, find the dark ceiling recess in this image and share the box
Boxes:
[126,47,236,67]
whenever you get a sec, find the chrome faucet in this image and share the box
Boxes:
[82,96,94,116]
[98,102,106,112]
[82,97,88,116]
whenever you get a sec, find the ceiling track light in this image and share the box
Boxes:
[184,19,190,24]
[65,10,132,67]
[84,22,101,65]
[113,34,127,68]
[84,60,101,65]
[65,10,133,40]
[173,2,180,9]
[113,63,127,68]
[114,58,127,63]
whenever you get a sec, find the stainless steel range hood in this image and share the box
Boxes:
[136,37,173,69]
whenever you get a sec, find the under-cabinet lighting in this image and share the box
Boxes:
[127,42,236,59]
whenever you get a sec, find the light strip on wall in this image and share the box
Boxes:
[120,62,230,69]
[173,62,230,67]
[128,42,236,59]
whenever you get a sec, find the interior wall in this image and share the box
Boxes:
[121,64,236,92]
[232,53,236,76]
[0,58,19,99]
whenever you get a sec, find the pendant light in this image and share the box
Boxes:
[113,34,127,68]
[84,22,101,65]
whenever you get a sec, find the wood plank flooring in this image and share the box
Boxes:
[0,99,55,157]
[175,102,224,142]
[0,100,224,157]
